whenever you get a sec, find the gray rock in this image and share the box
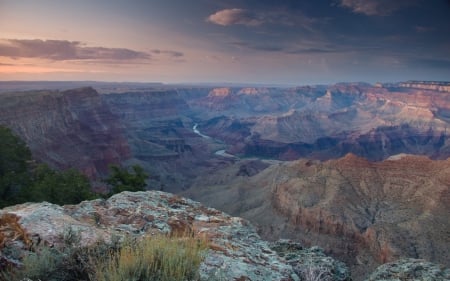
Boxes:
[365,258,450,281]
[1,191,299,280]
[270,239,352,281]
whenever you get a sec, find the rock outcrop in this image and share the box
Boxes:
[0,191,352,281]
[270,240,351,281]
[366,258,450,281]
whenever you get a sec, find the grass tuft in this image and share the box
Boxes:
[92,234,207,281]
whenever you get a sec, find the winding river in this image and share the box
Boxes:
[192,123,237,158]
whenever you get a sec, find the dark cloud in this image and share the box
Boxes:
[0,39,151,61]
[151,49,184,57]
[339,0,421,16]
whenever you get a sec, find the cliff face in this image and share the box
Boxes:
[398,81,450,92]
[185,154,450,280]
[0,88,130,178]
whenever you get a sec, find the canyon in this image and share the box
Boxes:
[0,80,449,280]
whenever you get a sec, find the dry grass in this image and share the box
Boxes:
[0,213,31,250]
[92,234,207,281]
[2,226,207,281]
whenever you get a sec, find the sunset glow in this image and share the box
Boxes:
[1,0,449,84]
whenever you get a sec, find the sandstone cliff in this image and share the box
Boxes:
[0,87,130,178]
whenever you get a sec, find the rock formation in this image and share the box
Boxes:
[185,154,450,280]
[0,87,130,178]
[398,81,450,92]
[365,258,450,281]
[1,81,450,280]
[2,81,450,186]
[195,83,450,161]
[0,191,353,281]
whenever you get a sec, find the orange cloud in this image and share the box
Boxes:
[207,9,263,26]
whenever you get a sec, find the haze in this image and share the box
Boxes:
[1,0,449,84]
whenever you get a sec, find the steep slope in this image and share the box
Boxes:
[0,87,130,178]
[184,154,450,280]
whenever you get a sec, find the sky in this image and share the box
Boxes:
[0,0,449,85]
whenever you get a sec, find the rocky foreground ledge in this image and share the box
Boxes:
[1,191,449,281]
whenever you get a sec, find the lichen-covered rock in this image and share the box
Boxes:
[270,239,351,281]
[365,258,450,281]
[1,191,300,280]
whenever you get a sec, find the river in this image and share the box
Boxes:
[192,123,237,158]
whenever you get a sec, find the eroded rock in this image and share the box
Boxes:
[365,258,450,281]
[0,191,302,280]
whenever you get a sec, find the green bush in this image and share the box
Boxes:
[105,164,148,195]
[0,126,32,207]
[22,164,97,205]
[0,125,97,207]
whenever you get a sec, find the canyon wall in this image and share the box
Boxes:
[0,87,130,178]
[1,81,450,280]
[398,81,450,92]
[195,83,450,160]
[185,154,450,280]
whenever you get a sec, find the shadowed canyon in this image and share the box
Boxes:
[1,81,449,280]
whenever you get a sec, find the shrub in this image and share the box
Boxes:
[23,164,97,205]
[92,234,207,281]
[2,231,206,281]
[105,164,148,195]
[299,265,332,281]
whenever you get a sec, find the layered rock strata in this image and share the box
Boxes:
[0,88,130,178]
[185,154,450,280]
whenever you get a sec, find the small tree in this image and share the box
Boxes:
[23,164,96,205]
[105,165,148,195]
[0,126,32,207]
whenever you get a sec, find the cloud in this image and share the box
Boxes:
[339,0,420,16]
[287,48,339,54]
[231,41,284,52]
[207,8,263,26]
[0,39,151,61]
[206,8,321,33]
[151,49,184,58]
